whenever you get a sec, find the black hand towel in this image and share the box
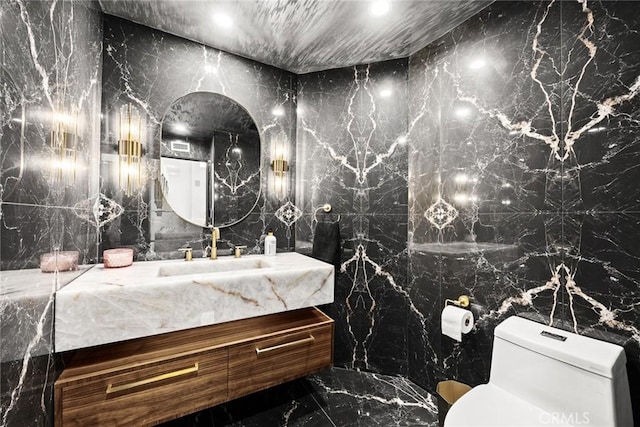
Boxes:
[311,221,342,269]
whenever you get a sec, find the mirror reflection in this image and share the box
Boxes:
[160,92,261,227]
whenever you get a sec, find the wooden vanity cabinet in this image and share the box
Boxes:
[228,321,333,399]
[55,349,228,426]
[55,307,334,427]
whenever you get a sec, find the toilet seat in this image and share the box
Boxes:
[444,384,573,427]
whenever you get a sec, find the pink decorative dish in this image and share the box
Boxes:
[40,251,79,273]
[103,248,134,268]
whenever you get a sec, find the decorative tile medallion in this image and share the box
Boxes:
[424,198,458,230]
[275,201,303,227]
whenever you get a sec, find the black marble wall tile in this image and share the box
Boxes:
[407,0,640,398]
[562,1,640,213]
[322,213,409,374]
[100,15,297,258]
[0,354,60,427]
[1,0,103,268]
[296,60,409,216]
[407,249,441,389]
[1,204,97,269]
[408,212,563,389]
[0,1,103,425]
[296,60,409,376]
[564,213,640,333]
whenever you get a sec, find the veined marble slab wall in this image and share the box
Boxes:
[100,16,297,259]
[0,0,103,425]
[407,0,640,413]
[296,60,410,374]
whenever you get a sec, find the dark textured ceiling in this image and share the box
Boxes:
[99,0,492,74]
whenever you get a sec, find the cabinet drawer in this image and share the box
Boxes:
[228,323,333,399]
[57,349,227,426]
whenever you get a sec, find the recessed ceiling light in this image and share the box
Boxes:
[213,12,233,28]
[453,192,469,204]
[469,58,486,70]
[454,106,472,118]
[172,122,189,135]
[272,106,285,116]
[454,173,469,185]
[369,1,390,17]
[379,88,393,98]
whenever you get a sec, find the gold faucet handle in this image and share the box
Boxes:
[210,227,221,260]
[178,247,193,261]
[234,246,247,258]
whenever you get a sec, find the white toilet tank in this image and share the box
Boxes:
[490,316,632,427]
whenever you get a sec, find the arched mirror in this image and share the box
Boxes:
[160,92,261,227]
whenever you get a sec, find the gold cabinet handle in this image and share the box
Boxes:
[255,335,315,357]
[106,363,199,395]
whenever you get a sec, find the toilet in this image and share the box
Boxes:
[444,316,633,427]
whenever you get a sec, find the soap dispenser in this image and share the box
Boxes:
[264,230,277,256]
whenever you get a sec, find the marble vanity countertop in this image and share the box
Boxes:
[54,253,334,352]
[1,266,92,362]
[1,265,92,298]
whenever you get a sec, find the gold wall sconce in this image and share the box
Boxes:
[50,105,78,186]
[270,132,289,199]
[271,158,289,175]
[117,103,143,196]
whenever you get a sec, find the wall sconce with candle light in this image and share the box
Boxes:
[117,103,143,196]
[270,131,289,200]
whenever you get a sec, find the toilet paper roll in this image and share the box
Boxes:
[441,305,474,342]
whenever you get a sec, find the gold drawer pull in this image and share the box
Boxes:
[255,335,315,356]
[106,363,199,395]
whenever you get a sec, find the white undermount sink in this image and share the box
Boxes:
[157,257,272,277]
[55,253,335,352]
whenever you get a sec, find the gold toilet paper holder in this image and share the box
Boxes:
[445,295,470,308]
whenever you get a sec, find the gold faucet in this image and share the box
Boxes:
[211,227,220,260]
[179,247,193,261]
[234,245,247,258]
